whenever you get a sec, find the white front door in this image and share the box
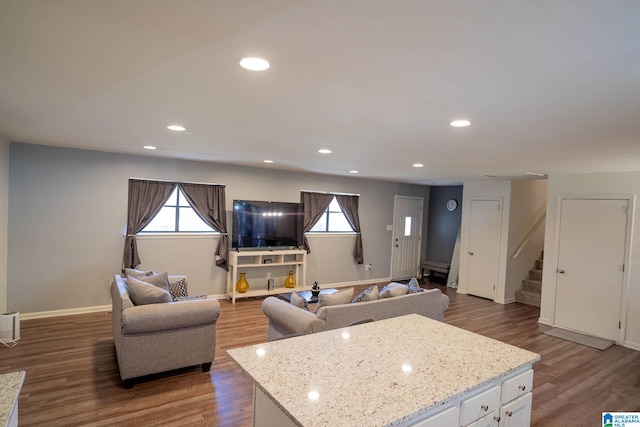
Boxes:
[466,199,501,300]
[554,198,628,341]
[391,196,423,280]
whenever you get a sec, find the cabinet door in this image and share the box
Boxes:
[499,392,532,427]
[460,386,501,426]
[467,411,499,427]
[410,406,459,427]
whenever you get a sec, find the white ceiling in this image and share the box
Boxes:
[1,1,640,185]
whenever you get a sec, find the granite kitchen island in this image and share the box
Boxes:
[228,314,540,427]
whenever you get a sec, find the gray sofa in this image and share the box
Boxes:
[262,287,449,341]
[111,274,221,387]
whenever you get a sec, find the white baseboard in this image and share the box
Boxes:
[324,277,391,290]
[623,340,640,351]
[538,317,552,326]
[20,294,230,319]
[21,305,113,320]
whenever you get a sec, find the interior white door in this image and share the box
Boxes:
[554,198,628,341]
[391,196,423,280]
[467,199,501,300]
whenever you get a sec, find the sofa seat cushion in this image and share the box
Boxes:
[126,276,172,305]
[121,298,221,335]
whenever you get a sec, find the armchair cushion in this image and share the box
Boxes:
[126,276,172,305]
[136,271,170,292]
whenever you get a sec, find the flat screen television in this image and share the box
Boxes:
[231,200,304,250]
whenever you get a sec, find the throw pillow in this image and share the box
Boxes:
[136,271,170,293]
[352,285,379,303]
[315,288,354,312]
[379,282,409,299]
[169,278,188,300]
[407,277,424,293]
[126,276,172,305]
[290,291,309,311]
[124,268,154,278]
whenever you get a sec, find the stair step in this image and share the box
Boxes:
[515,289,541,307]
[521,279,541,293]
[535,259,544,270]
[529,269,542,281]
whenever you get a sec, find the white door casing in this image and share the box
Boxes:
[554,197,629,342]
[466,199,502,300]
[390,196,423,280]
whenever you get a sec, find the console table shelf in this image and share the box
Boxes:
[226,249,307,304]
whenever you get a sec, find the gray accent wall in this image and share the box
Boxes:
[7,143,429,315]
[425,186,463,264]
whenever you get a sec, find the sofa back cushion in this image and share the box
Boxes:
[317,289,449,330]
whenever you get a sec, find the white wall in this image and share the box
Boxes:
[0,137,8,313]
[7,143,428,315]
[458,180,512,302]
[540,172,640,350]
[504,179,547,302]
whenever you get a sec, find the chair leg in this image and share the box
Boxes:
[202,362,212,372]
[123,379,135,389]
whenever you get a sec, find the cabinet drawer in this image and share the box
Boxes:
[410,406,459,427]
[501,369,533,404]
[460,386,500,426]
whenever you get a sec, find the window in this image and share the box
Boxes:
[309,197,355,232]
[140,187,215,233]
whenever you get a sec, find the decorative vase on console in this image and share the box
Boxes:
[236,272,249,293]
[284,271,296,288]
[311,281,321,298]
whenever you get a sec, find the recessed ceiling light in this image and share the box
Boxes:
[318,149,332,154]
[167,125,186,131]
[143,145,156,150]
[238,57,271,71]
[412,163,424,168]
[450,119,471,127]
[263,160,274,164]
[349,170,359,174]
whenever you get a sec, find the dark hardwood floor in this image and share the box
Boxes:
[1,281,639,426]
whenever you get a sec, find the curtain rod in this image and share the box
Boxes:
[301,190,360,196]
[129,177,225,187]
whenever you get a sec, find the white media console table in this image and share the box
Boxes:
[226,249,307,304]
[228,314,540,427]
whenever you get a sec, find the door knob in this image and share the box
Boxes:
[557,268,565,274]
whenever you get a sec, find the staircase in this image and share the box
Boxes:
[515,253,543,307]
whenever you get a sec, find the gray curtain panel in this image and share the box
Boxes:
[179,183,229,270]
[123,179,176,269]
[335,194,364,264]
[300,192,334,253]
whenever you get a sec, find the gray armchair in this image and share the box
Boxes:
[111,274,220,387]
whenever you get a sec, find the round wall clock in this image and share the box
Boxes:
[446,199,458,211]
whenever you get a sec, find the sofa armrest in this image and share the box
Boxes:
[121,298,220,335]
[262,297,321,337]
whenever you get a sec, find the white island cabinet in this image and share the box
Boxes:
[228,314,540,427]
